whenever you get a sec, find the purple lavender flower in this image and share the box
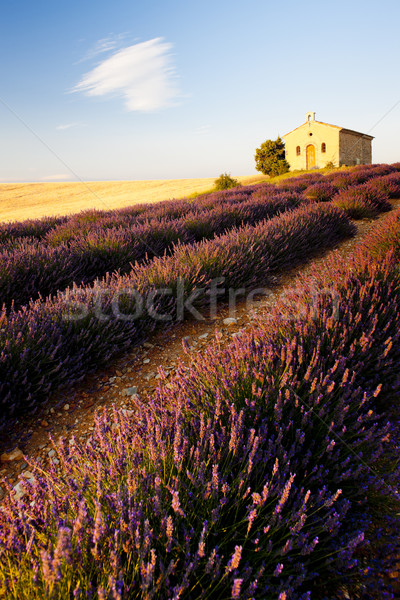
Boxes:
[226,545,243,572]
[231,578,243,598]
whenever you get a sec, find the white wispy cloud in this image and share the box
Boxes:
[56,122,86,130]
[77,34,127,63]
[73,37,179,112]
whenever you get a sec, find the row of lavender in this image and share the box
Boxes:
[2,165,400,313]
[0,192,301,312]
[0,203,354,432]
[1,209,400,599]
[278,162,400,193]
[275,163,400,218]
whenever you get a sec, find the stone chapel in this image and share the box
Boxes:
[283,112,373,170]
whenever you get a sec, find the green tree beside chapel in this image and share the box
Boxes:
[254,136,290,176]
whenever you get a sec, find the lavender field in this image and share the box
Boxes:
[1,164,400,599]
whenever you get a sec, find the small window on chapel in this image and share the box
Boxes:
[321,143,326,153]
[296,146,301,156]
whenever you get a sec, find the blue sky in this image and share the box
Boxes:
[0,0,399,182]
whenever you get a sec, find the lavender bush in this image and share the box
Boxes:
[303,182,338,203]
[0,215,68,245]
[366,172,400,198]
[360,208,400,260]
[277,173,323,192]
[332,181,391,219]
[332,195,380,219]
[44,202,197,246]
[325,164,396,190]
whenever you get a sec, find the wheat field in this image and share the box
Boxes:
[0,175,267,223]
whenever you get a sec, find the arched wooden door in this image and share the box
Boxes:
[306,144,315,169]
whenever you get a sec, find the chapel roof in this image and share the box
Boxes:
[283,119,374,140]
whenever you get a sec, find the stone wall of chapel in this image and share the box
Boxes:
[338,131,372,166]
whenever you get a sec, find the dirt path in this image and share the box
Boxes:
[1,202,399,498]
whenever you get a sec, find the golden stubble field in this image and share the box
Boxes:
[0,175,267,223]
